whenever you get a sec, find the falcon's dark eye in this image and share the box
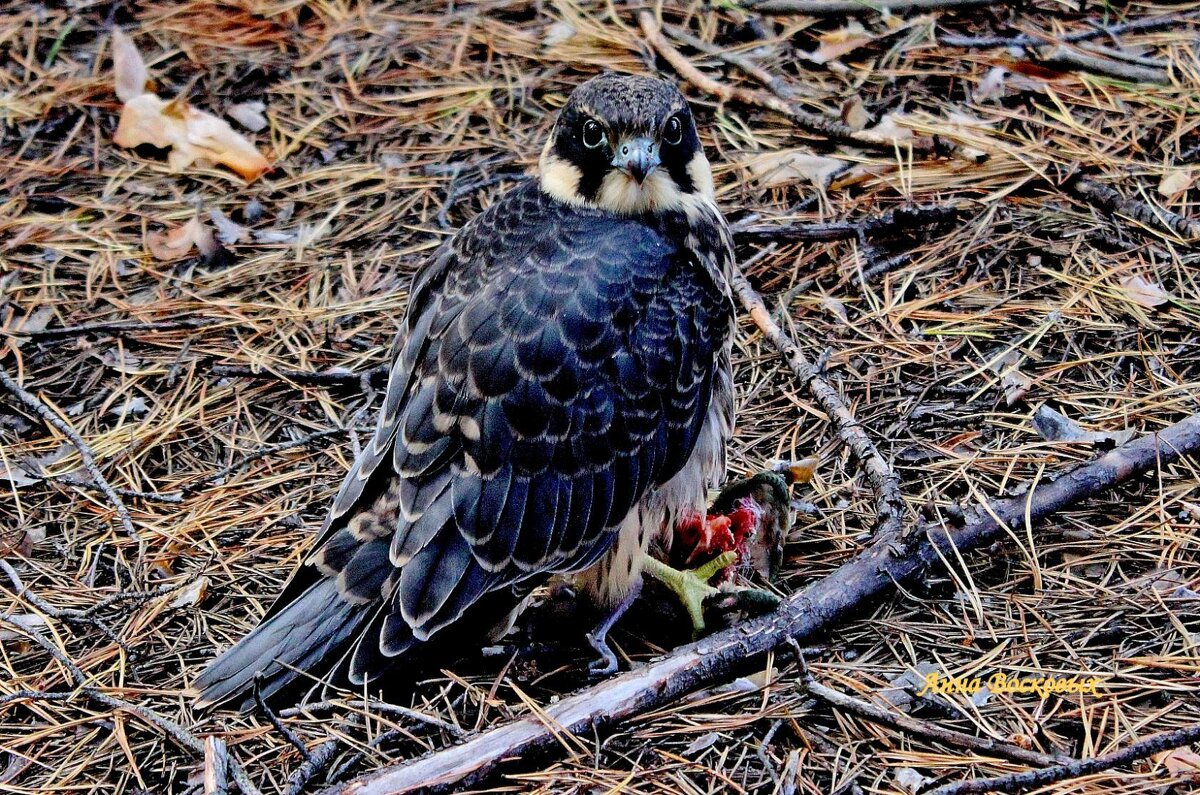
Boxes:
[663,115,683,146]
[581,119,606,149]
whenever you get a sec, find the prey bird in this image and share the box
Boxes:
[194,74,745,708]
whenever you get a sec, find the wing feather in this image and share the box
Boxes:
[258,183,731,687]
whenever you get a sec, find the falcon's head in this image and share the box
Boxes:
[539,73,715,215]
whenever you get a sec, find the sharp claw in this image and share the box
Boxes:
[586,632,619,675]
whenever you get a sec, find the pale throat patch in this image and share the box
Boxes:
[538,141,715,215]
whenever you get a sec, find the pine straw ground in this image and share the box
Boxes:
[2,1,1200,794]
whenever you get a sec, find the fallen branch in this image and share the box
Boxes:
[208,363,389,391]
[926,721,1200,795]
[1039,45,1169,84]
[800,665,1072,768]
[661,23,807,101]
[1066,176,1200,241]
[734,204,962,243]
[939,12,1199,49]
[0,366,139,544]
[748,0,994,14]
[327,413,1200,795]
[10,317,212,341]
[639,12,919,151]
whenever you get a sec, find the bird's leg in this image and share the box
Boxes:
[585,578,641,676]
[640,551,737,635]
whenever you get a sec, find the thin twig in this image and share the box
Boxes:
[286,735,342,795]
[800,667,1071,767]
[279,699,463,736]
[731,249,907,545]
[0,366,139,544]
[0,616,264,795]
[10,317,213,341]
[661,23,805,101]
[925,722,1200,795]
[939,13,1199,49]
[1039,46,1169,84]
[208,363,389,391]
[255,677,314,764]
[734,204,962,243]
[1066,176,1200,241]
[26,470,183,504]
[639,12,920,151]
[749,0,994,14]
[185,427,347,495]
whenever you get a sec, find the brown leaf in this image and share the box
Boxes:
[840,95,869,130]
[112,28,150,102]
[226,101,268,132]
[1157,747,1200,780]
[744,149,845,189]
[990,351,1032,406]
[115,94,271,181]
[168,576,209,609]
[1032,405,1134,446]
[786,457,818,485]
[1158,169,1194,198]
[1119,275,1172,309]
[808,23,874,65]
[146,217,217,261]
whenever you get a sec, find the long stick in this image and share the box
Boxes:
[326,413,1200,795]
[927,722,1200,795]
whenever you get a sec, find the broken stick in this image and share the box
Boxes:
[325,414,1200,794]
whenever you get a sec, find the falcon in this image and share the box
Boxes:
[195,73,741,708]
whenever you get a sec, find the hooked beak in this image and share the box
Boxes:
[611,136,660,184]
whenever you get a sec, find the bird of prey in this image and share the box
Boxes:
[194,73,739,708]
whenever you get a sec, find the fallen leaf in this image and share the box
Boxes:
[1158,169,1194,197]
[0,613,48,642]
[990,351,1032,406]
[683,732,721,756]
[1032,405,1135,446]
[209,208,246,244]
[0,526,39,558]
[807,22,874,64]
[115,94,271,180]
[894,767,931,794]
[111,29,150,102]
[820,295,850,324]
[772,453,820,485]
[744,149,846,189]
[863,112,918,144]
[974,66,1009,102]
[543,20,576,47]
[0,459,37,488]
[146,216,217,261]
[840,95,869,130]
[1157,746,1200,780]
[226,100,268,132]
[1119,275,1172,308]
[169,576,209,609]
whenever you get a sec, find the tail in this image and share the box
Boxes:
[192,578,366,710]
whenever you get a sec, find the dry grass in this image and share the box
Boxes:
[2,1,1200,793]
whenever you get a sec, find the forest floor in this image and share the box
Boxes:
[2,1,1200,793]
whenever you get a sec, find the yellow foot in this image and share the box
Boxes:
[641,551,736,635]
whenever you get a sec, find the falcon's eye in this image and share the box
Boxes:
[663,115,683,146]
[581,119,606,149]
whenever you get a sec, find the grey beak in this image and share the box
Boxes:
[611,136,660,184]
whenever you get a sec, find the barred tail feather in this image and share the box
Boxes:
[193,579,364,710]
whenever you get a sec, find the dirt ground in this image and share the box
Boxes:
[2,1,1200,793]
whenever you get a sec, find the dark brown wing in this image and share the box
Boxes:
[194,184,730,703]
